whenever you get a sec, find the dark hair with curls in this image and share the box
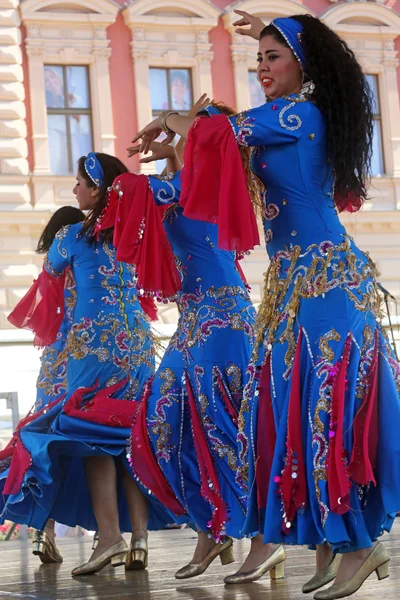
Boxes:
[260,15,374,212]
[36,206,84,254]
[78,152,129,242]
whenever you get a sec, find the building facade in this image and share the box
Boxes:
[1,0,400,330]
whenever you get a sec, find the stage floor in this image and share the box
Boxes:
[0,522,399,600]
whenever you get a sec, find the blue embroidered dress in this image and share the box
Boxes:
[0,223,169,531]
[225,96,400,552]
[34,271,76,412]
[130,173,256,540]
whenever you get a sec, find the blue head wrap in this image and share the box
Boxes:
[271,18,306,70]
[84,152,104,187]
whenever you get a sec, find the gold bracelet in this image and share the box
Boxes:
[159,110,179,135]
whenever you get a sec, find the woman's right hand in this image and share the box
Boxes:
[188,93,211,118]
[127,141,177,164]
[131,117,169,154]
[233,10,265,40]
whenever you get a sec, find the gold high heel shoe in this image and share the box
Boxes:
[92,531,99,551]
[313,542,390,599]
[302,554,341,593]
[125,535,148,571]
[175,536,234,579]
[71,539,128,576]
[32,530,63,564]
[224,544,285,584]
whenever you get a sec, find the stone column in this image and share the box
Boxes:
[194,30,214,99]
[231,49,251,112]
[131,40,152,174]
[0,0,30,209]
[91,46,116,155]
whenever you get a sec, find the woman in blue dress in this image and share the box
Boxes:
[98,110,257,579]
[2,206,84,562]
[133,13,400,599]
[0,152,163,576]
[34,206,84,413]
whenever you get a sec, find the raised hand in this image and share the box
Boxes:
[126,141,177,164]
[130,117,174,154]
[233,10,265,40]
[188,93,211,118]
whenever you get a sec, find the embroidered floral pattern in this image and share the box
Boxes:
[168,285,255,361]
[232,113,255,147]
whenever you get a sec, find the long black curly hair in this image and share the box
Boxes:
[36,206,84,254]
[261,15,374,212]
[78,152,128,242]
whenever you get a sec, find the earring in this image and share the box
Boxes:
[299,76,315,99]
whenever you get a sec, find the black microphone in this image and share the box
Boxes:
[376,282,396,301]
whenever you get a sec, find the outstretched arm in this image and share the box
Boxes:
[174,93,211,164]
[131,94,212,154]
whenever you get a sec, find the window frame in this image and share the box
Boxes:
[248,69,266,109]
[45,64,94,176]
[149,67,194,117]
[366,73,385,177]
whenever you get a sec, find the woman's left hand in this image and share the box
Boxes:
[131,117,175,154]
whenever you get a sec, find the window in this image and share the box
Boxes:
[149,68,193,174]
[150,68,193,114]
[44,65,93,175]
[366,74,384,177]
[248,71,266,108]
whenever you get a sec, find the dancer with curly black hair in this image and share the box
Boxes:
[132,11,400,599]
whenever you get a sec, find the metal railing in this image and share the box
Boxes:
[0,391,28,541]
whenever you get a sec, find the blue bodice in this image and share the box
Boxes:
[44,222,154,395]
[229,97,347,256]
[45,223,141,322]
[147,173,255,365]
[148,173,250,300]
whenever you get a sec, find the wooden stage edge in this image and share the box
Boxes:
[0,521,399,600]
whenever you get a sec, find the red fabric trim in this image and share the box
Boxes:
[138,296,158,322]
[62,379,137,428]
[96,173,181,301]
[185,373,228,541]
[215,369,238,425]
[327,335,352,515]
[348,331,379,486]
[7,267,66,347]
[3,435,31,496]
[1,394,65,495]
[180,115,260,252]
[334,190,362,214]
[256,355,277,512]
[130,378,186,515]
[279,329,307,531]
[235,254,251,292]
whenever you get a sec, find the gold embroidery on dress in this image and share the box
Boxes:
[319,329,341,363]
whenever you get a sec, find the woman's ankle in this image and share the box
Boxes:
[132,528,148,539]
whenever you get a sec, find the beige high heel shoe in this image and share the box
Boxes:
[313,542,390,599]
[175,536,234,579]
[32,530,63,564]
[302,554,341,593]
[125,535,148,571]
[224,544,285,584]
[71,539,128,576]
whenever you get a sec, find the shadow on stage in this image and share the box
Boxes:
[30,561,287,600]
[175,581,288,600]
